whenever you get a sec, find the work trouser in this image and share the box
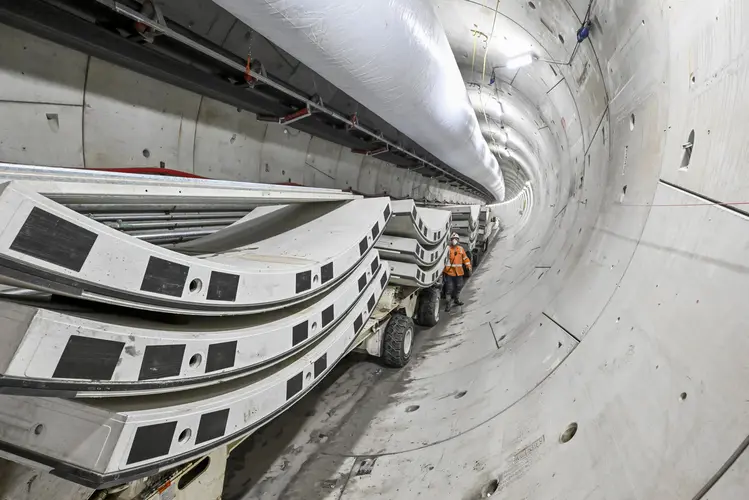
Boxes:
[444,274,464,301]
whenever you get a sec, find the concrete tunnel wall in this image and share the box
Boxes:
[223,0,749,498]
[0,25,481,205]
[1,0,749,498]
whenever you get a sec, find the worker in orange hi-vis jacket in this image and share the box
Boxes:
[443,232,471,312]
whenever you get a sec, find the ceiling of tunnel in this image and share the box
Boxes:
[430,0,593,200]
[2,0,593,204]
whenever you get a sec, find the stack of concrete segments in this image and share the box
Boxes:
[477,206,500,251]
[440,204,481,255]
[0,164,392,488]
[377,199,451,287]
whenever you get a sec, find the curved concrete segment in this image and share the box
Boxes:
[0,182,390,314]
[170,204,344,254]
[386,251,447,288]
[0,251,382,397]
[0,262,389,489]
[374,235,447,267]
[384,200,452,247]
[0,164,356,209]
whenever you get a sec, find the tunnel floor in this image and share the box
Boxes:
[223,235,578,500]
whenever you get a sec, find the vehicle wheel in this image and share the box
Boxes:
[382,313,414,368]
[473,250,481,268]
[415,287,440,327]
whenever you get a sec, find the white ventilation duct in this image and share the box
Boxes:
[212,0,506,201]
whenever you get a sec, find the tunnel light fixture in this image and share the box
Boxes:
[506,53,534,70]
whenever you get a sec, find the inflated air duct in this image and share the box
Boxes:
[212,0,506,201]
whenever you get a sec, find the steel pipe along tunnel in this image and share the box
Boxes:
[0,0,748,498]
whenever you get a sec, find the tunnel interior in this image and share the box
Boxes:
[1,0,748,498]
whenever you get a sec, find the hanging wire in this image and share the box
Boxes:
[476,0,502,154]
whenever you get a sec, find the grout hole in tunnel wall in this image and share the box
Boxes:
[189,278,202,293]
[45,113,59,132]
[680,130,695,170]
[559,422,578,443]
[528,1,536,9]
[406,405,420,413]
[679,392,687,401]
[629,114,635,131]
[34,424,44,435]
[481,479,500,497]
[558,33,565,44]
[142,148,150,158]
[455,390,468,399]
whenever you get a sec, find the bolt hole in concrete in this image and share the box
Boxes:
[189,278,202,293]
[498,334,507,342]
[630,113,636,131]
[33,424,44,435]
[405,405,420,413]
[559,422,578,443]
[178,428,191,443]
[311,321,318,332]
[680,129,695,170]
[691,74,696,84]
[189,353,202,368]
[558,33,565,44]
[455,390,468,399]
[142,148,150,158]
[680,392,687,401]
[528,1,536,8]
[481,478,500,497]
[313,274,319,283]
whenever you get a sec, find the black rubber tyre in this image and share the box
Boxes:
[382,313,414,368]
[415,287,440,327]
[473,250,481,268]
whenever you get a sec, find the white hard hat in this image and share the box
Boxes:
[450,232,460,240]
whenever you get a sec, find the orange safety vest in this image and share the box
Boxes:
[443,245,471,277]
